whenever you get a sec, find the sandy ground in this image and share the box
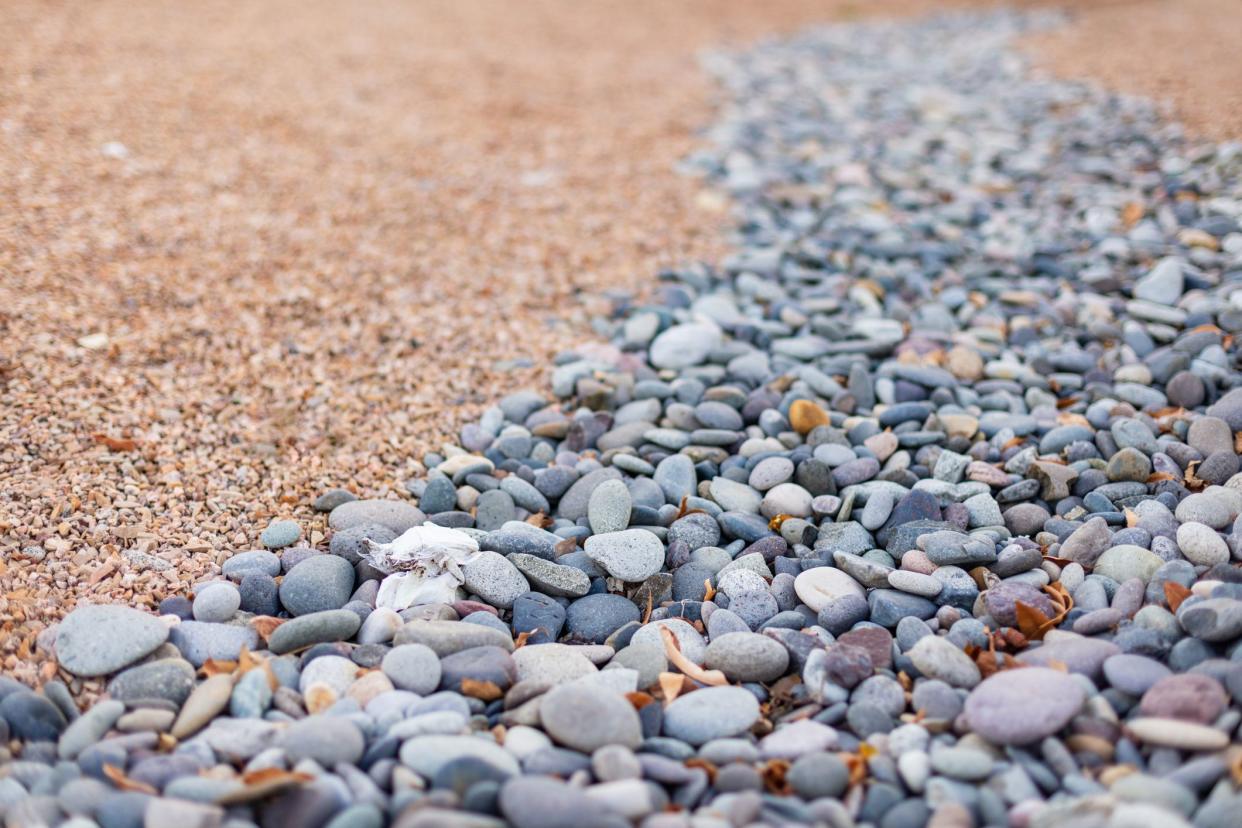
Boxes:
[1,0,1238,687]
[1027,0,1242,141]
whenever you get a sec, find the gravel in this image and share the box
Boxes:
[8,8,1242,828]
[53,605,169,678]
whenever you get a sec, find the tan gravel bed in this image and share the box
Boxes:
[1024,0,1242,142]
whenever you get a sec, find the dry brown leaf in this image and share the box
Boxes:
[93,433,139,452]
[1164,581,1191,613]
[659,626,727,688]
[673,496,708,521]
[525,512,553,529]
[216,768,315,804]
[760,759,792,795]
[702,579,716,602]
[103,764,158,794]
[625,691,654,710]
[513,631,531,649]
[461,678,504,701]
[1184,462,1207,491]
[685,757,718,784]
[842,751,869,787]
[250,616,284,641]
[1014,601,1053,640]
[658,671,687,702]
[200,659,238,677]
[243,768,312,787]
[238,648,259,673]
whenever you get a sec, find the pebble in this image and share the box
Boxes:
[400,735,521,778]
[16,10,1242,825]
[260,519,302,549]
[539,684,642,752]
[169,621,259,667]
[793,567,865,612]
[54,605,169,677]
[588,479,633,535]
[268,609,362,654]
[191,582,241,623]
[703,632,790,682]
[106,658,197,706]
[382,644,443,694]
[279,554,356,615]
[907,635,980,688]
[584,529,665,581]
[280,717,365,766]
[963,668,1085,745]
[662,686,760,745]
[1176,522,1230,566]
[329,499,425,534]
[461,551,529,608]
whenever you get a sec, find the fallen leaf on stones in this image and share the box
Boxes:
[1164,582,1191,613]
[659,626,727,687]
[525,512,553,529]
[461,678,503,701]
[625,692,654,709]
[103,765,157,794]
[659,671,688,702]
[217,768,314,804]
[761,759,791,794]
[201,659,238,677]
[251,616,284,641]
[768,514,793,531]
[1014,601,1052,640]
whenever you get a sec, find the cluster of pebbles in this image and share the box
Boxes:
[5,10,1242,828]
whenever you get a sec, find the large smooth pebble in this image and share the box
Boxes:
[963,667,1084,745]
[793,568,865,612]
[54,605,169,678]
[662,686,760,745]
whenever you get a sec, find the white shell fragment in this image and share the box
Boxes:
[364,525,481,611]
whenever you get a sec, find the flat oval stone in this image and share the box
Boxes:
[662,686,760,745]
[106,658,197,706]
[268,610,362,655]
[583,529,665,582]
[539,684,642,753]
[793,568,865,612]
[400,735,521,778]
[1125,718,1230,751]
[329,499,425,534]
[963,667,1084,745]
[1139,674,1229,724]
[54,606,169,678]
[703,632,789,682]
